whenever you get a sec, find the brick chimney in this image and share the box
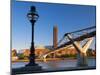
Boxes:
[53,26,58,49]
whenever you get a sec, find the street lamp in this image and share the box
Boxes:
[12,6,41,74]
[26,6,39,66]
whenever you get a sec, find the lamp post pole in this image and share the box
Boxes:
[29,20,36,65]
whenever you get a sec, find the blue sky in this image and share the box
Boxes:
[12,1,96,50]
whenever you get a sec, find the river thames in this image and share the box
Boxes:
[12,58,96,70]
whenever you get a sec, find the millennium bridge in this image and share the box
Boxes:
[40,26,96,66]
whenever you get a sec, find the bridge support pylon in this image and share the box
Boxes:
[67,34,93,67]
[42,55,47,62]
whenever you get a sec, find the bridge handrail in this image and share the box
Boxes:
[64,26,96,37]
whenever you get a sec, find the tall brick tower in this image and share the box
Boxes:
[53,26,58,49]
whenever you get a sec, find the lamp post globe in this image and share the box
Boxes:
[26,6,39,66]
[27,6,39,23]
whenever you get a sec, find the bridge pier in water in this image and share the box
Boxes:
[67,34,93,67]
[77,52,88,66]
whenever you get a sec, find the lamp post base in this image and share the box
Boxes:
[25,62,39,66]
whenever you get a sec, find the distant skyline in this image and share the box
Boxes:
[12,1,96,50]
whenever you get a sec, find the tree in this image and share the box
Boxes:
[18,53,25,59]
[12,49,17,57]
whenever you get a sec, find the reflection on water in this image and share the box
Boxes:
[12,58,96,69]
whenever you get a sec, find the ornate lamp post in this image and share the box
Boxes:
[12,6,41,74]
[26,6,39,66]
